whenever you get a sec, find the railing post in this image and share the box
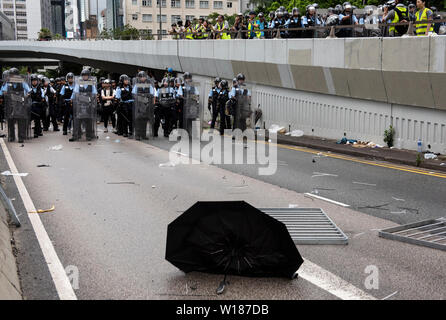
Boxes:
[326,26,337,38]
[405,21,415,37]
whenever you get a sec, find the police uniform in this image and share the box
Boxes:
[132,84,155,140]
[209,86,220,129]
[1,81,31,142]
[115,85,133,137]
[43,85,59,131]
[155,86,176,137]
[217,88,231,135]
[229,84,251,132]
[60,83,74,135]
[71,82,97,140]
[29,85,45,137]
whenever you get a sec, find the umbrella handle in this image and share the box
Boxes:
[216,274,228,295]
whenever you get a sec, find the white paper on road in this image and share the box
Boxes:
[1,170,28,177]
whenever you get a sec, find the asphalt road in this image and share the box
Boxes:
[1,129,445,300]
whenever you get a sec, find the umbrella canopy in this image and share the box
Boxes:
[166,201,304,279]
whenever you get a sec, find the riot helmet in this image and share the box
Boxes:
[220,79,228,89]
[9,68,19,76]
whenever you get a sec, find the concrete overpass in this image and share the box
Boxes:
[0,38,445,153]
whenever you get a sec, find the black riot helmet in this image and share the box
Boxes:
[232,77,237,85]
[2,70,9,79]
[30,74,39,83]
[220,79,228,89]
[183,72,192,80]
[119,74,129,84]
[214,77,221,85]
[81,69,91,79]
[66,72,74,81]
[137,71,147,79]
[9,68,19,76]
[236,73,245,81]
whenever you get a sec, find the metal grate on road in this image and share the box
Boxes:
[259,208,348,245]
[379,217,446,251]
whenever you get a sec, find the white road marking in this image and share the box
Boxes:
[304,193,350,207]
[352,181,377,187]
[311,172,339,178]
[0,139,77,300]
[392,196,405,202]
[299,259,376,300]
[381,291,398,300]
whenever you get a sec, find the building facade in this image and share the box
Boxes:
[0,0,28,39]
[125,0,238,37]
[0,0,52,39]
[0,10,15,40]
[105,0,123,30]
[65,0,80,38]
[51,0,65,36]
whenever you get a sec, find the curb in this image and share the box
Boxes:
[271,134,446,173]
[0,201,22,300]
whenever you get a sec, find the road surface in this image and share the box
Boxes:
[0,129,445,300]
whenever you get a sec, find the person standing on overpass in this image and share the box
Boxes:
[415,0,434,36]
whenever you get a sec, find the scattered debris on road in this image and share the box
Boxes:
[37,164,51,168]
[48,145,63,151]
[1,170,28,177]
[29,205,55,214]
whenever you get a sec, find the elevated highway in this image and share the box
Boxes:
[1,38,445,152]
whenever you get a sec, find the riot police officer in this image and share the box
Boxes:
[0,68,31,143]
[229,73,252,133]
[155,77,177,137]
[177,72,201,138]
[60,73,75,135]
[132,71,155,140]
[209,77,221,130]
[173,77,184,129]
[115,74,133,137]
[217,80,231,136]
[70,69,97,142]
[29,74,45,138]
[285,8,303,38]
[42,77,59,132]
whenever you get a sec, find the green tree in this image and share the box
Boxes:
[38,28,52,40]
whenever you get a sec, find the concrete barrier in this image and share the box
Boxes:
[0,202,22,300]
[1,37,445,110]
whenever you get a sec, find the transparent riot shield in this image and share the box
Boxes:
[233,84,252,132]
[132,80,155,140]
[183,82,201,139]
[72,76,97,141]
[4,75,32,141]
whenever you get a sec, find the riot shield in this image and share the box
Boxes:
[233,84,252,132]
[182,82,201,139]
[4,75,32,141]
[132,80,155,140]
[158,87,176,109]
[72,76,97,141]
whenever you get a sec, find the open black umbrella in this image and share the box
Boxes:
[166,201,304,293]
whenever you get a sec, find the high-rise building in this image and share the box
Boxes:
[65,0,80,38]
[50,0,65,36]
[0,10,15,40]
[125,0,238,38]
[0,0,52,39]
[105,0,123,31]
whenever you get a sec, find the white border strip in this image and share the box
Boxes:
[299,259,376,300]
[304,193,350,207]
[0,139,77,300]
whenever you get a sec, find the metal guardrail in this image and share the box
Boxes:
[259,207,348,245]
[15,18,446,42]
[379,217,446,251]
[0,184,20,227]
